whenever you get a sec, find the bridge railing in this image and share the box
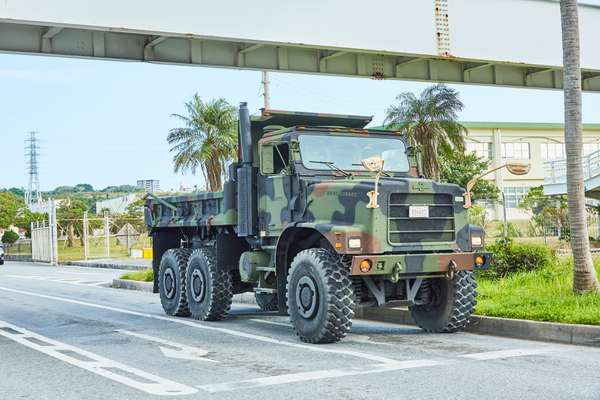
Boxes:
[544,150,600,185]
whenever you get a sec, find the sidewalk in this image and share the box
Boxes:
[63,258,151,271]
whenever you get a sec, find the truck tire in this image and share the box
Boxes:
[158,248,192,317]
[185,248,233,321]
[409,271,477,333]
[286,248,355,344]
[255,292,278,311]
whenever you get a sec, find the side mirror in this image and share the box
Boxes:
[463,162,531,209]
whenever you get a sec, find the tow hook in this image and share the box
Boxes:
[446,260,457,280]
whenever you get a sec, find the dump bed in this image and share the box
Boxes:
[144,180,237,230]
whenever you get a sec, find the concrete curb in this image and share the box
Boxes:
[64,261,148,271]
[112,279,154,292]
[110,281,600,347]
[356,307,600,347]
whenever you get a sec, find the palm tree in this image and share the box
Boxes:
[559,0,600,293]
[167,95,238,192]
[384,84,467,181]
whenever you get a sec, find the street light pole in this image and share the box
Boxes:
[501,191,508,239]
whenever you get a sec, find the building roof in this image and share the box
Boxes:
[372,122,600,131]
[460,121,600,131]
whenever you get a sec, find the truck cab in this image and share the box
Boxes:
[146,104,491,344]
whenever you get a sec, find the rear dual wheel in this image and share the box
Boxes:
[158,247,233,321]
[185,248,233,321]
[158,248,192,317]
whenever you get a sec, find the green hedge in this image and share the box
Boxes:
[120,269,154,282]
[482,239,557,279]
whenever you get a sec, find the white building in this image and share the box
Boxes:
[136,179,160,193]
[95,193,142,215]
[463,121,600,219]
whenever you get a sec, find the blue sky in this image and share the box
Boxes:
[1,52,600,192]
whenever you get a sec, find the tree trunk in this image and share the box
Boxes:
[67,224,74,248]
[560,0,600,293]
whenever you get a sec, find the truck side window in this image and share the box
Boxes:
[273,143,289,174]
[262,143,289,175]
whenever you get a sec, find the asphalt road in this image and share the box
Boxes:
[1,262,599,400]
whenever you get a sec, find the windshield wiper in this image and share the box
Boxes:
[351,163,392,177]
[308,160,351,177]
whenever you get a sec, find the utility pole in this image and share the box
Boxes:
[262,71,271,109]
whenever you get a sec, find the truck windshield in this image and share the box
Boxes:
[298,134,410,173]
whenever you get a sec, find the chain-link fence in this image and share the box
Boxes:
[4,239,33,261]
[56,212,150,262]
[470,195,600,250]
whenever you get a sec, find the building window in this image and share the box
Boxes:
[503,186,530,209]
[540,143,565,160]
[583,143,600,155]
[466,142,492,159]
[502,142,530,160]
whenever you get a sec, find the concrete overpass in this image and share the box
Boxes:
[2,0,600,91]
[544,150,600,199]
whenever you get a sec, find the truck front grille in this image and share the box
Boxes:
[388,193,455,244]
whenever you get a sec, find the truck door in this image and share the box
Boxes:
[258,142,292,237]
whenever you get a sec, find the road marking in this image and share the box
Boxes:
[0,320,197,396]
[460,347,559,360]
[116,329,217,363]
[0,286,403,365]
[6,275,110,288]
[198,359,443,393]
[250,319,397,347]
[249,318,290,327]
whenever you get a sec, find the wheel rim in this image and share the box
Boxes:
[163,268,175,299]
[191,268,206,303]
[296,276,318,319]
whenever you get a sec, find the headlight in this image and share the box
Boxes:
[471,236,483,248]
[348,238,362,249]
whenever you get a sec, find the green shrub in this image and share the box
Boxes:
[482,239,557,279]
[494,221,523,238]
[1,230,20,244]
[120,269,154,282]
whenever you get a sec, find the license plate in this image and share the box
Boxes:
[409,205,429,218]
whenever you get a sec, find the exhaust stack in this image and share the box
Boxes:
[236,102,257,236]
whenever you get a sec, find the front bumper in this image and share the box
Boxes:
[350,251,492,276]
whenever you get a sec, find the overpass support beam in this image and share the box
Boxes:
[2,0,600,91]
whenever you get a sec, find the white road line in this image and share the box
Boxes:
[0,320,197,396]
[249,318,291,327]
[6,275,110,288]
[460,348,559,360]
[0,286,403,365]
[117,329,217,363]
[197,359,443,393]
[250,319,397,347]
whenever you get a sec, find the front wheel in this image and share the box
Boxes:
[287,248,355,344]
[409,270,477,333]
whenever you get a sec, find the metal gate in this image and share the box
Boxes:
[30,201,58,264]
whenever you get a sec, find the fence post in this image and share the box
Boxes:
[83,211,89,260]
[104,211,110,258]
[49,200,58,265]
[30,221,35,261]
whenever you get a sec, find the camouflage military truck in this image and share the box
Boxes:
[144,102,492,344]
